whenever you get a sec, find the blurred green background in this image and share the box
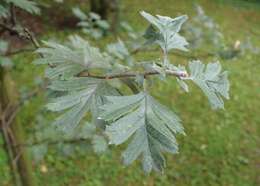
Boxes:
[0,0,260,185]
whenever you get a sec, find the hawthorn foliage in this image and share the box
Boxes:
[33,12,230,173]
[1,0,230,174]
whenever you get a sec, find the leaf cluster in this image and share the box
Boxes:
[0,0,40,17]
[34,11,230,173]
[72,7,110,39]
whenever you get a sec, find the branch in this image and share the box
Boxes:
[24,28,40,49]
[0,23,42,53]
[0,22,46,64]
[0,23,20,36]
[78,69,188,79]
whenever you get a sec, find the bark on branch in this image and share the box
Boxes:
[78,69,189,79]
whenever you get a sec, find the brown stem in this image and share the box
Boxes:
[0,23,20,35]
[23,28,40,49]
[78,69,188,79]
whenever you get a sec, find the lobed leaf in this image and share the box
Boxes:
[188,60,230,109]
[34,35,111,71]
[141,11,188,52]
[47,80,119,132]
[100,92,184,173]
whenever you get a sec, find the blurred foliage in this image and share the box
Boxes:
[0,0,260,185]
[72,7,110,39]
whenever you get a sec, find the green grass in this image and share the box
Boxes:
[1,0,260,185]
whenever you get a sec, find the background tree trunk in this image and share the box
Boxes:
[90,0,109,19]
[0,67,37,186]
[90,0,120,31]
